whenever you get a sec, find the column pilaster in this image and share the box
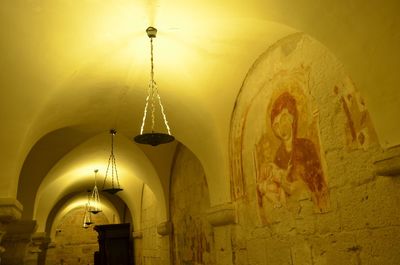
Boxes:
[1,220,37,265]
[25,232,50,265]
[207,202,237,265]
[0,198,23,263]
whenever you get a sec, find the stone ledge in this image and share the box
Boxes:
[206,202,237,227]
[31,232,51,246]
[47,242,56,249]
[157,221,171,236]
[3,220,37,242]
[0,198,23,222]
[132,231,143,239]
[374,145,400,176]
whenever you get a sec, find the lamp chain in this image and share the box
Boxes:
[156,88,171,135]
[102,132,121,189]
[94,169,98,185]
[139,93,150,135]
[139,32,172,135]
[150,38,156,132]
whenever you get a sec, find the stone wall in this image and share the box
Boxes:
[135,185,170,265]
[45,207,108,265]
[170,144,216,265]
[228,33,400,265]
[134,33,400,265]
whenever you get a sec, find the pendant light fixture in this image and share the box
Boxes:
[83,190,93,228]
[89,169,102,214]
[83,203,93,228]
[102,129,123,194]
[134,26,175,146]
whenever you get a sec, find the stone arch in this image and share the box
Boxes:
[28,130,166,232]
[45,191,131,241]
[17,127,94,220]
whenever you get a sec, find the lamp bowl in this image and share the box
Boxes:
[134,132,175,146]
[102,188,124,195]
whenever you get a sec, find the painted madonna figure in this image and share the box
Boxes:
[256,91,329,223]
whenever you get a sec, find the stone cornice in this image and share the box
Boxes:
[132,231,143,239]
[206,202,237,227]
[157,221,171,236]
[374,145,400,176]
[2,220,37,242]
[0,198,23,223]
[31,232,51,246]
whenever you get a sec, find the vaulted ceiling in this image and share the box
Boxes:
[1,0,399,234]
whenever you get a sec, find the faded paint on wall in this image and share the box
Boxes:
[334,77,378,150]
[170,144,215,265]
[255,87,329,224]
[227,33,396,265]
[230,44,330,224]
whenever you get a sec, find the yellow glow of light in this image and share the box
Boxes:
[48,194,120,238]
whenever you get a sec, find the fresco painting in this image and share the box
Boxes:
[230,113,249,200]
[254,87,329,224]
[229,60,330,225]
[334,78,378,150]
[170,146,215,265]
[228,34,379,225]
[173,215,212,265]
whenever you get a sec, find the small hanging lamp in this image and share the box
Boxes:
[83,203,93,227]
[82,209,90,228]
[102,129,123,194]
[83,191,93,228]
[89,169,102,214]
[134,26,175,146]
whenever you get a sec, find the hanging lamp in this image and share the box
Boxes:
[89,169,102,214]
[83,191,93,228]
[102,129,123,194]
[134,26,175,146]
[83,203,93,227]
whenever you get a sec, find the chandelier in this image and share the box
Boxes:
[89,169,102,214]
[134,26,175,146]
[102,129,123,194]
